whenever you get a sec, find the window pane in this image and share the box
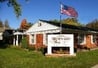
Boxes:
[32,35,34,43]
[78,34,84,44]
[93,35,97,43]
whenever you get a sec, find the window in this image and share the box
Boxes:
[31,35,34,44]
[38,23,42,27]
[93,35,97,43]
[78,34,84,44]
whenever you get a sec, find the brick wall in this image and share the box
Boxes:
[85,34,96,48]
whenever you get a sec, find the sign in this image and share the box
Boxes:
[47,34,74,55]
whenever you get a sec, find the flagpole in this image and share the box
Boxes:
[60,2,62,34]
[59,2,78,34]
[60,14,62,34]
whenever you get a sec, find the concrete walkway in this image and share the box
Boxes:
[91,64,98,68]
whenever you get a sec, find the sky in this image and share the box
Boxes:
[0,0,98,29]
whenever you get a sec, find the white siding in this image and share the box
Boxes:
[26,20,60,45]
[26,20,60,34]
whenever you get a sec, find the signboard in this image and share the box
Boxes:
[47,34,74,55]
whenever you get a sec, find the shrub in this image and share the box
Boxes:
[27,45,35,51]
[21,37,28,49]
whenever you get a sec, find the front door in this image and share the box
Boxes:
[36,34,43,47]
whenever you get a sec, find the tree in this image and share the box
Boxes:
[50,19,59,23]
[0,20,3,27]
[20,19,30,30]
[51,18,84,26]
[86,19,98,30]
[4,19,10,29]
[28,22,33,28]
[0,0,21,18]
[62,18,83,26]
[0,0,29,18]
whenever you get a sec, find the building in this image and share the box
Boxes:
[26,20,98,50]
[0,28,5,40]
[0,27,14,48]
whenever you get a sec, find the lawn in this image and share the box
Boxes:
[0,47,98,68]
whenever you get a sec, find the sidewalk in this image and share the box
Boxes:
[91,64,98,68]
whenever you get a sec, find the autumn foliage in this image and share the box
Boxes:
[20,19,29,30]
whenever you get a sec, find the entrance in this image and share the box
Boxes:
[36,34,43,46]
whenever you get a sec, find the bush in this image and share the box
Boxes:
[21,37,28,49]
[27,45,35,51]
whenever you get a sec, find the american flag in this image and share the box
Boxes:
[61,4,78,18]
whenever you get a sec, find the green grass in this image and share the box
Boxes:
[0,47,98,68]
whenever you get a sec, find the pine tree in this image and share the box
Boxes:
[4,20,10,29]
[0,20,3,28]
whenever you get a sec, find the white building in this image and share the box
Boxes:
[26,20,98,50]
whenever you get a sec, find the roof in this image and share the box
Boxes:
[14,32,24,35]
[39,19,98,34]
